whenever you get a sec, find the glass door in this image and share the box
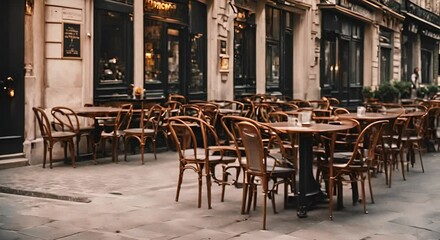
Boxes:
[0,0,24,155]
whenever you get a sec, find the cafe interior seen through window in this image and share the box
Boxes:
[94,0,133,100]
[234,8,256,98]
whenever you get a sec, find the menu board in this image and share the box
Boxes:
[63,23,81,58]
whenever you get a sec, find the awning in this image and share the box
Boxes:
[318,3,374,24]
[405,12,440,32]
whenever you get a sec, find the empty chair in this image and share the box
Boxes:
[168,116,239,209]
[401,112,428,174]
[33,107,76,168]
[124,104,164,164]
[94,104,133,163]
[328,120,388,220]
[51,106,94,159]
[237,120,296,230]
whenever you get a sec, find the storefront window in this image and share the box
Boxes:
[189,34,205,94]
[265,6,293,95]
[379,27,393,83]
[421,49,432,84]
[144,20,163,85]
[98,11,128,84]
[189,1,207,96]
[94,0,133,100]
[234,8,256,98]
[320,12,363,107]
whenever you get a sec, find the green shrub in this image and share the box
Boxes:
[362,86,374,99]
[427,85,439,94]
[393,81,411,99]
[376,82,399,103]
[417,86,428,98]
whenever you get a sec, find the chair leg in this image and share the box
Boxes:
[140,140,145,165]
[124,139,129,162]
[175,168,184,202]
[43,141,47,168]
[221,165,227,202]
[417,143,425,173]
[368,171,374,204]
[206,173,212,209]
[49,146,53,169]
[246,177,254,214]
[400,149,406,180]
[69,140,76,168]
[360,176,368,214]
[241,173,249,214]
[262,177,268,230]
[152,139,157,160]
[198,172,203,208]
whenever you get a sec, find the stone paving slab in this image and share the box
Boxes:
[0,151,440,239]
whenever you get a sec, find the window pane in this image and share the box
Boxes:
[272,9,280,40]
[189,34,205,93]
[266,45,280,87]
[380,47,391,83]
[98,11,128,84]
[351,42,362,84]
[234,22,244,80]
[144,20,162,85]
[167,28,180,93]
[265,7,272,38]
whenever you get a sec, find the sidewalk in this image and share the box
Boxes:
[0,151,440,239]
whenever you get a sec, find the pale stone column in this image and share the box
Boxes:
[255,0,266,95]
[207,0,235,101]
[134,0,144,90]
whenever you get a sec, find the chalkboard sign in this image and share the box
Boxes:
[63,23,81,58]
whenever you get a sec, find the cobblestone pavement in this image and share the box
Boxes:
[0,151,440,240]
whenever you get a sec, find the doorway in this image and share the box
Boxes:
[0,0,25,155]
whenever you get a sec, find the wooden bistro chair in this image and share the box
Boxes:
[401,112,428,174]
[168,116,240,209]
[93,104,133,164]
[124,104,164,164]
[328,120,388,220]
[237,120,296,230]
[51,106,94,160]
[33,107,76,168]
[379,117,410,187]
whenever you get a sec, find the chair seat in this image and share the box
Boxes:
[124,128,155,135]
[269,166,295,174]
[52,131,77,138]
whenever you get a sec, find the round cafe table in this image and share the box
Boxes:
[336,112,400,123]
[263,120,357,217]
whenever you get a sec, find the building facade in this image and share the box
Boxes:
[0,0,439,164]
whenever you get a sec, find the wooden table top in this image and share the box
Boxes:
[73,106,120,118]
[264,121,356,134]
[337,112,399,122]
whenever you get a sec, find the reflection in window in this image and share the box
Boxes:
[266,45,280,88]
[189,34,205,93]
[144,20,162,85]
[323,40,336,86]
[98,11,128,84]
[352,42,362,84]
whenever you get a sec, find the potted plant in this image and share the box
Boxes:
[427,85,439,98]
[416,86,428,98]
[376,82,399,103]
[393,80,412,99]
[362,86,374,100]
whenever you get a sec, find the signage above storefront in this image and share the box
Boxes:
[145,0,176,11]
[422,29,440,41]
[144,0,187,23]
